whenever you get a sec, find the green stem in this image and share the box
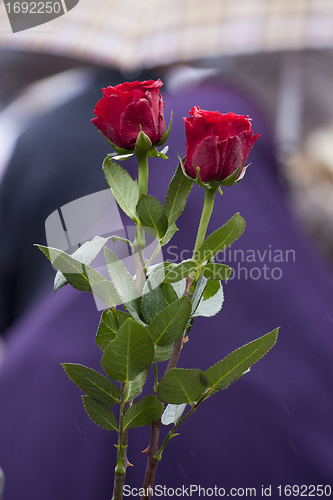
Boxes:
[141,329,185,500]
[133,150,149,293]
[141,263,198,499]
[144,241,162,271]
[165,332,184,373]
[112,386,129,500]
[141,419,161,500]
[133,237,146,294]
[193,185,219,254]
[136,151,149,196]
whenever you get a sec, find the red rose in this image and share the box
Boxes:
[92,79,166,151]
[183,107,260,184]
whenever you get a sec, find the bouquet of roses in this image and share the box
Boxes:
[37,79,278,500]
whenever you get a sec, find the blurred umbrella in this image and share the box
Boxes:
[0,0,333,70]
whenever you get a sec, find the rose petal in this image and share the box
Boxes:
[120,99,156,149]
[189,135,220,182]
[158,95,166,137]
[91,117,123,148]
[218,136,244,179]
[93,95,121,130]
[183,116,214,161]
[145,89,164,137]
[94,80,165,149]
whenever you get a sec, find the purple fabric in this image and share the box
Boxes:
[0,80,332,499]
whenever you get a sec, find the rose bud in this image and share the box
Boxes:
[92,79,166,151]
[183,107,260,186]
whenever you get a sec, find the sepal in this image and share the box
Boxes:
[219,165,242,186]
[107,152,134,161]
[135,129,153,152]
[188,163,245,189]
[148,146,169,159]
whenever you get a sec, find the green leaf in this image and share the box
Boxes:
[191,273,208,314]
[161,403,187,425]
[54,236,109,291]
[146,262,172,289]
[85,267,121,308]
[164,163,193,225]
[123,299,145,326]
[202,263,232,281]
[123,395,164,429]
[38,245,91,291]
[140,265,172,323]
[141,284,167,324]
[170,278,186,299]
[124,368,149,401]
[104,247,140,305]
[38,246,119,307]
[136,194,168,239]
[101,318,154,382]
[161,222,178,246]
[95,310,129,351]
[161,282,178,305]
[148,296,192,347]
[82,395,118,431]
[62,363,120,406]
[157,368,208,404]
[202,279,220,300]
[204,328,279,393]
[194,213,245,265]
[103,157,139,222]
[193,282,224,318]
[164,260,196,284]
[154,344,173,362]
[96,310,117,350]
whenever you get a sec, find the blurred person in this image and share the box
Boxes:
[0,65,332,499]
[0,1,333,498]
